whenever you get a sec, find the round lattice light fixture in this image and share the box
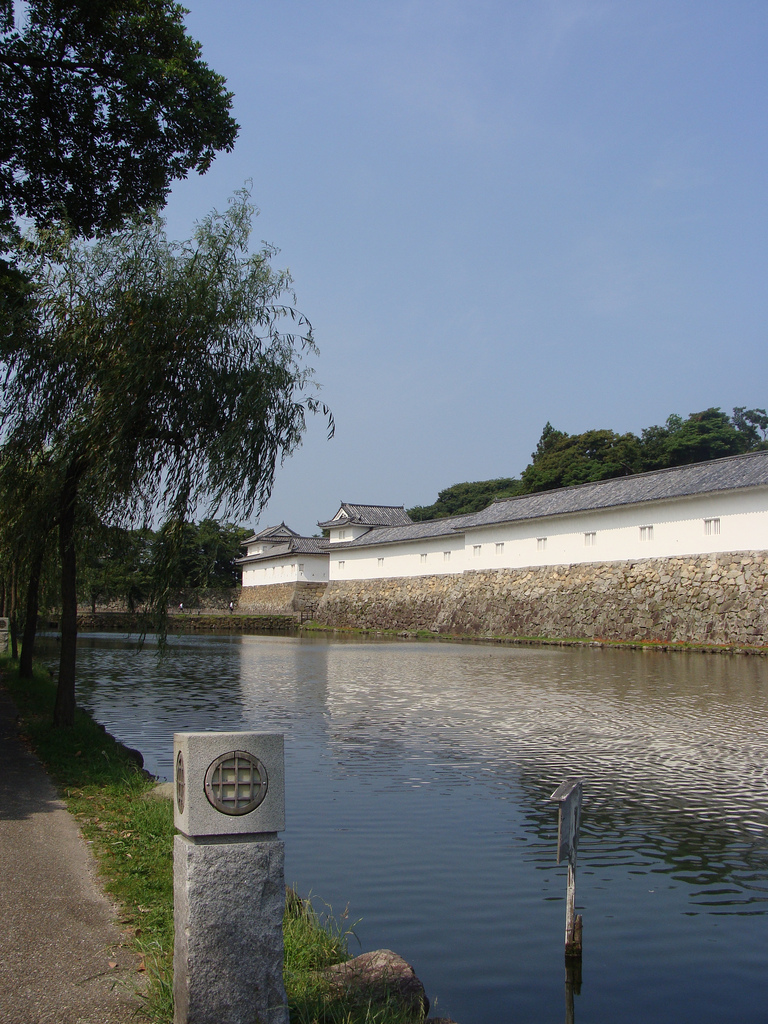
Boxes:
[204,750,269,816]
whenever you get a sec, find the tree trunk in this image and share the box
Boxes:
[54,465,80,727]
[9,561,18,660]
[19,548,44,679]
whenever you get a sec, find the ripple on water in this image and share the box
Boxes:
[36,632,768,1024]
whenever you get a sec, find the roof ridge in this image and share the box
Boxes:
[489,449,768,506]
[342,501,407,509]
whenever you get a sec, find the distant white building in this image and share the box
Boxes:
[240,452,768,588]
[237,523,329,586]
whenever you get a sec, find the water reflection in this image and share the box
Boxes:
[38,632,768,1024]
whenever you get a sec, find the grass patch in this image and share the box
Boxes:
[2,658,426,1024]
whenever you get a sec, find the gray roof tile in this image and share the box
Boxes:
[318,503,413,528]
[241,522,300,545]
[463,450,768,529]
[330,451,768,549]
[237,535,329,564]
[332,512,476,549]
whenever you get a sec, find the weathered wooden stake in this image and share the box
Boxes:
[564,955,582,1024]
[549,778,583,959]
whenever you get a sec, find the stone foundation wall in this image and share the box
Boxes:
[236,582,328,617]
[315,552,768,645]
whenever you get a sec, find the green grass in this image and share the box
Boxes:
[2,657,426,1024]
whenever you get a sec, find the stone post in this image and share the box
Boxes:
[173,732,287,1024]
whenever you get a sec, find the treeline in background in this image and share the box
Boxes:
[407,407,768,520]
[8,405,764,620]
[0,518,249,620]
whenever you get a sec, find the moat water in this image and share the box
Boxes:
[37,632,768,1024]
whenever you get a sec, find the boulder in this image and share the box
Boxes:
[323,948,429,1017]
[143,781,174,801]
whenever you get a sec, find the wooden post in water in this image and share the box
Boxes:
[564,956,581,1024]
[549,778,583,959]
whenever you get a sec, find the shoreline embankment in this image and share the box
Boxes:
[46,549,768,653]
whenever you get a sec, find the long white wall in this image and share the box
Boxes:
[464,488,768,571]
[330,532,465,581]
[242,486,768,587]
[328,487,768,581]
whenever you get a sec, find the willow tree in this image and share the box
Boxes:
[1,191,332,725]
[0,441,61,673]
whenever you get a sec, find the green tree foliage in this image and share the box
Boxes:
[0,0,238,237]
[77,521,154,613]
[75,518,248,610]
[520,428,643,493]
[411,406,768,517]
[1,191,332,725]
[732,407,768,446]
[0,440,60,672]
[151,519,249,591]
[408,477,522,521]
[639,408,757,469]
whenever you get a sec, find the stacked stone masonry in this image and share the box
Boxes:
[314,552,768,645]
[236,581,328,617]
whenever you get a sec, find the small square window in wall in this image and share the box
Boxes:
[473,545,481,557]
[704,518,720,536]
[640,525,654,541]
[537,537,547,551]
[338,529,346,540]
[420,553,427,564]
[495,542,504,555]
[584,532,596,547]
[298,563,304,573]
[443,551,451,562]
[378,557,384,567]
[337,560,345,569]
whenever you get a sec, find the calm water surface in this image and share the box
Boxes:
[38,632,768,1024]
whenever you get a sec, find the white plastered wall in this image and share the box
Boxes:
[329,487,768,582]
[465,487,768,570]
[329,532,465,580]
[242,553,328,586]
[247,487,768,585]
[328,523,371,543]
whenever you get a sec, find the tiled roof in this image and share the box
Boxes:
[325,451,768,550]
[237,535,329,564]
[241,522,300,545]
[318,503,413,528]
[332,512,477,549]
[463,450,768,529]
[245,452,768,559]
[291,537,331,553]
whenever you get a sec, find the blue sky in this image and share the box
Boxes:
[162,1,768,535]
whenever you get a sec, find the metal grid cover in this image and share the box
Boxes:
[204,750,269,816]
